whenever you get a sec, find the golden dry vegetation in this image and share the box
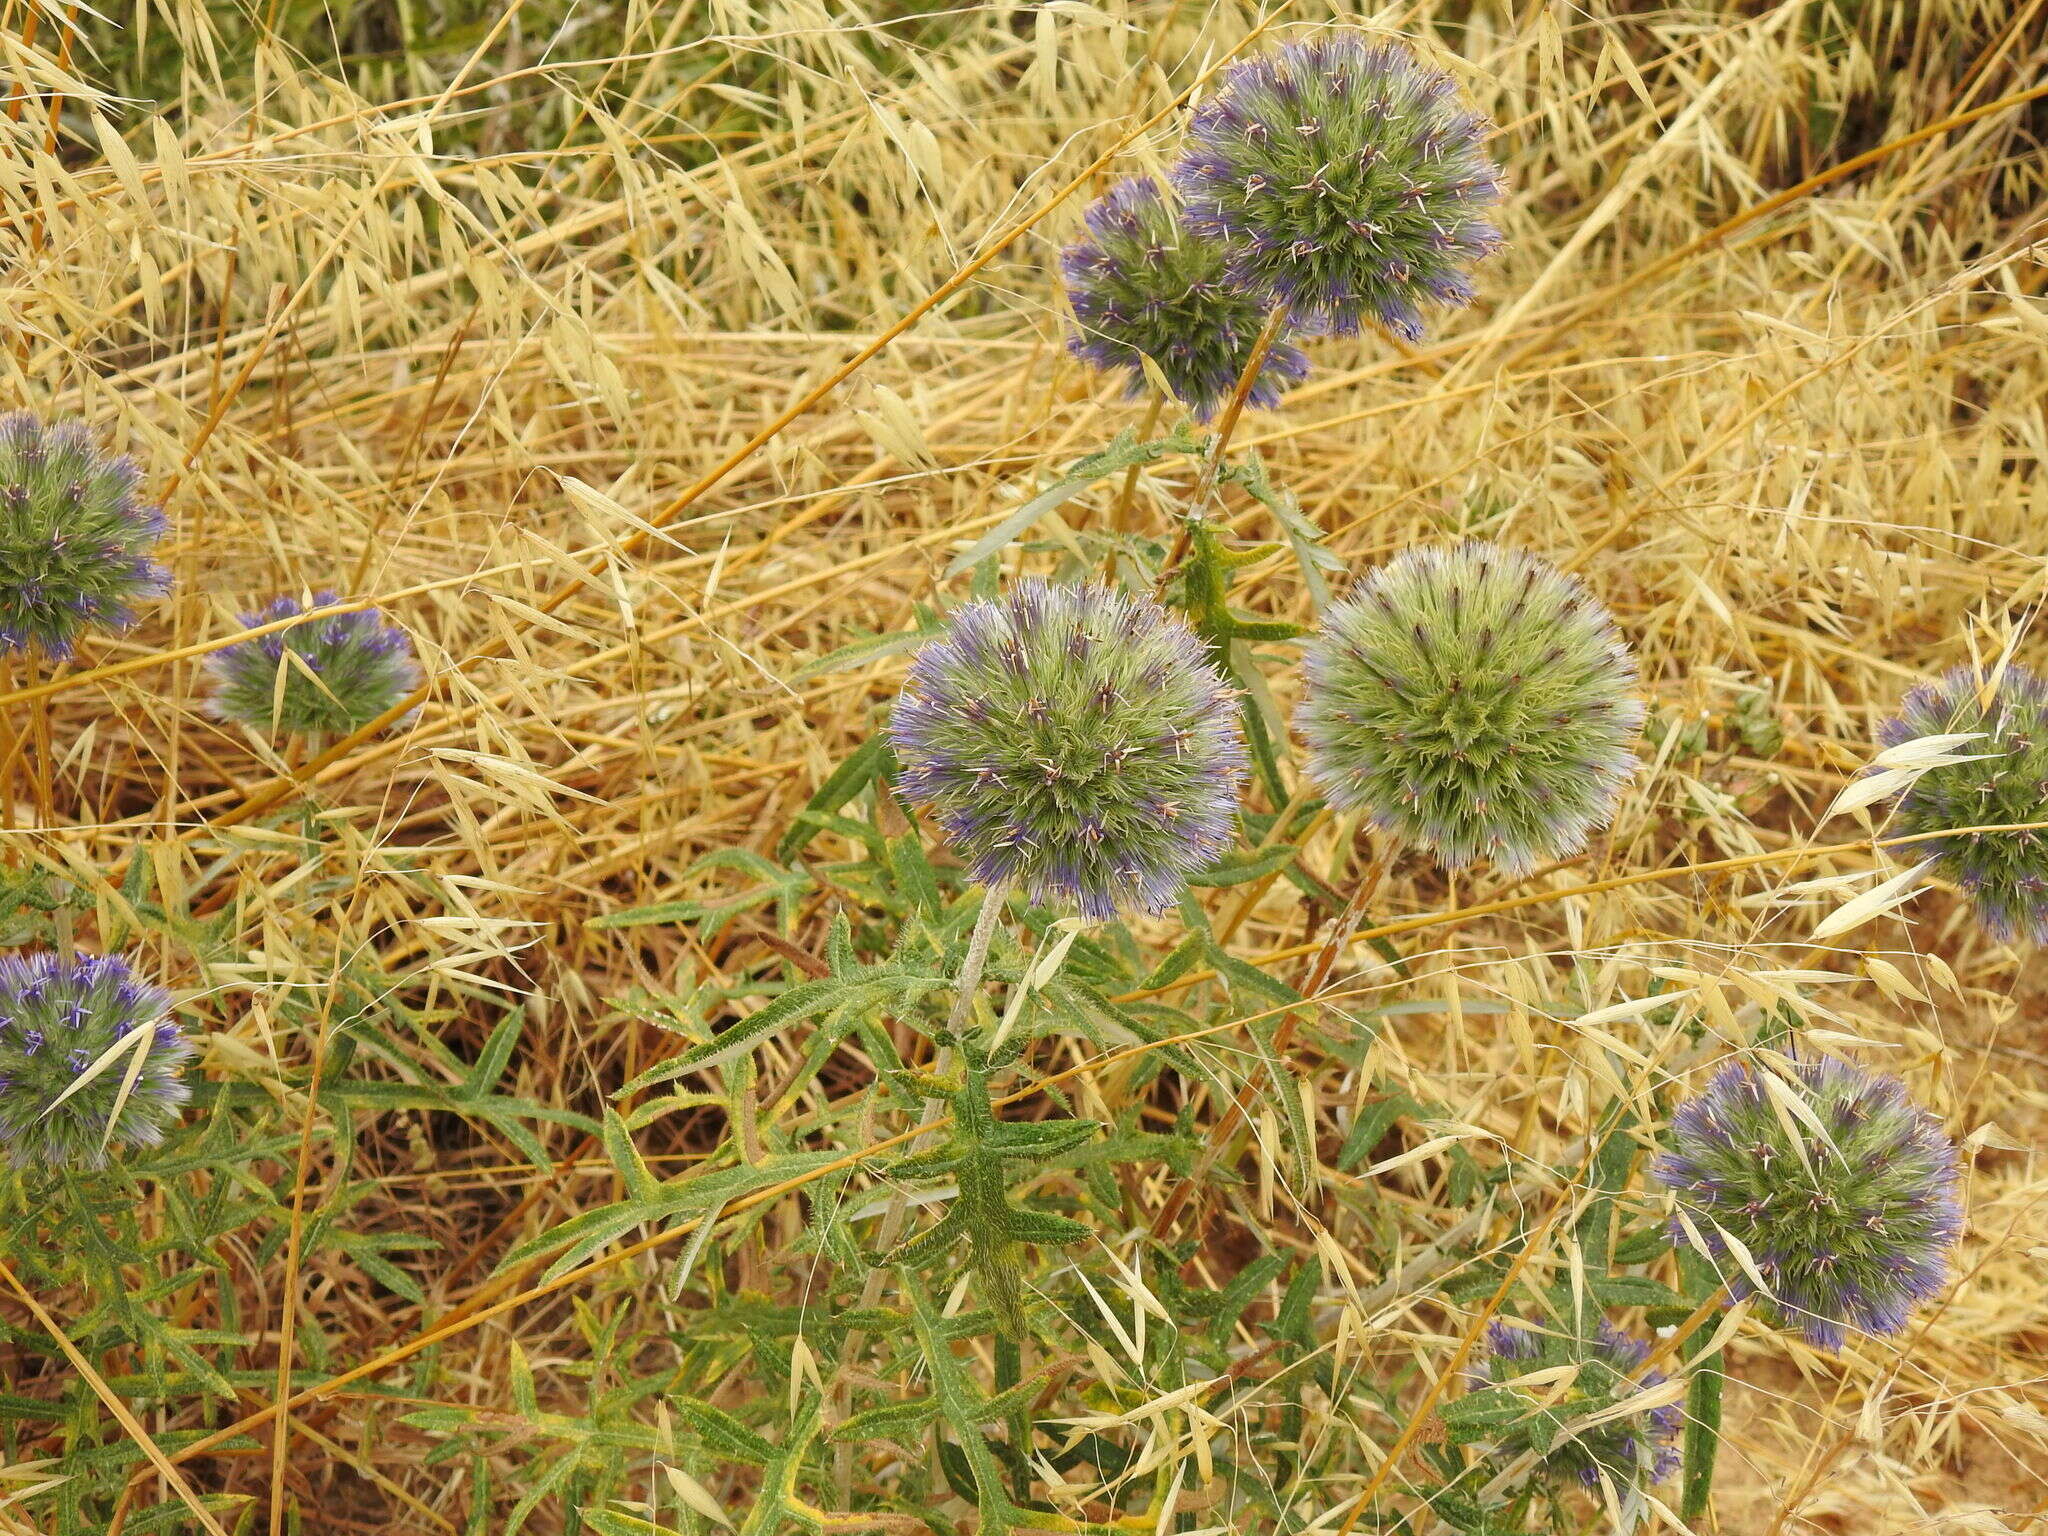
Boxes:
[3,0,2048,1531]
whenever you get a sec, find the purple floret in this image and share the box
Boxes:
[1062,175,1310,417]
[0,412,170,658]
[1654,1055,1962,1350]
[0,950,191,1169]
[205,589,420,738]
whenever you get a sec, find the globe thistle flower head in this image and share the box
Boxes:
[1653,1056,1962,1350]
[1062,175,1311,419]
[0,412,170,658]
[1175,34,1504,338]
[1295,542,1643,875]
[1874,664,2048,942]
[0,951,191,1169]
[1474,1319,1681,1491]
[889,579,1247,919]
[205,591,420,737]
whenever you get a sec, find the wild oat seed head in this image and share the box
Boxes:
[1653,1056,1962,1350]
[1061,175,1311,418]
[1295,542,1643,874]
[1875,664,2048,942]
[205,591,420,737]
[1476,1319,1681,1490]
[889,579,1247,919]
[1174,34,1504,338]
[0,951,191,1169]
[0,412,170,658]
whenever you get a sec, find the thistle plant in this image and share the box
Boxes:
[0,412,170,657]
[205,591,420,738]
[1653,1055,1962,1350]
[1467,1318,1682,1494]
[1874,663,2048,941]
[889,579,1246,919]
[1295,541,1643,874]
[1176,34,1505,338]
[1062,175,1311,419]
[0,951,191,1169]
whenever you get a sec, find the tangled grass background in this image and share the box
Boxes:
[2,0,2047,1530]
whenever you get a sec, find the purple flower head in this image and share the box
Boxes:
[1653,1055,1962,1350]
[1295,542,1642,875]
[204,590,420,738]
[1473,1318,1681,1491]
[1872,664,2048,942]
[0,412,170,658]
[1174,33,1504,338]
[0,951,191,1169]
[1062,175,1311,419]
[889,579,1247,918]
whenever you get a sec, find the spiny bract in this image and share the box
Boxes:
[1653,1056,1962,1350]
[205,591,420,737]
[0,412,170,658]
[1062,175,1311,419]
[889,579,1246,918]
[1175,33,1504,338]
[1475,1318,1681,1492]
[0,951,192,1169]
[1875,664,2048,942]
[1295,542,1643,874]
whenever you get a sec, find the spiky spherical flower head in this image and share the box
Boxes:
[0,951,191,1169]
[1874,664,2048,942]
[889,579,1247,919]
[1175,34,1505,338]
[0,412,169,658]
[1295,542,1643,875]
[1653,1056,1962,1350]
[205,591,420,737]
[1062,175,1312,419]
[1473,1319,1681,1491]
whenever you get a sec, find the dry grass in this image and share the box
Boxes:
[4,0,2048,1530]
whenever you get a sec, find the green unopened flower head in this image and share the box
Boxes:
[1175,34,1505,338]
[889,579,1247,918]
[1873,664,2048,941]
[205,591,419,738]
[1296,542,1642,873]
[0,412,170,658]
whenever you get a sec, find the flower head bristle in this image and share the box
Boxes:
[205,591,421,737]
[1062,175,1311,418]
[889,579,1247,918]
[0,951,191,1168]
[1174,33,1505,338]
[1873,663,2048,942]
[1653,1055,1962,1349]
[1295,541,1642,875]
[0,412,170,658]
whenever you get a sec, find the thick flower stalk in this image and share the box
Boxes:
[0,951,192,1168]
[205,591,420,737]
[1295,541,1642,874]
[1874,664,2048,941]
[1175,34,1504,338]
[1062,175,1311,419]
[1474,1319,1681,1491]
[1653,1056,1962,1349]
[0,412,170,657]
[889,579,1247,918]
